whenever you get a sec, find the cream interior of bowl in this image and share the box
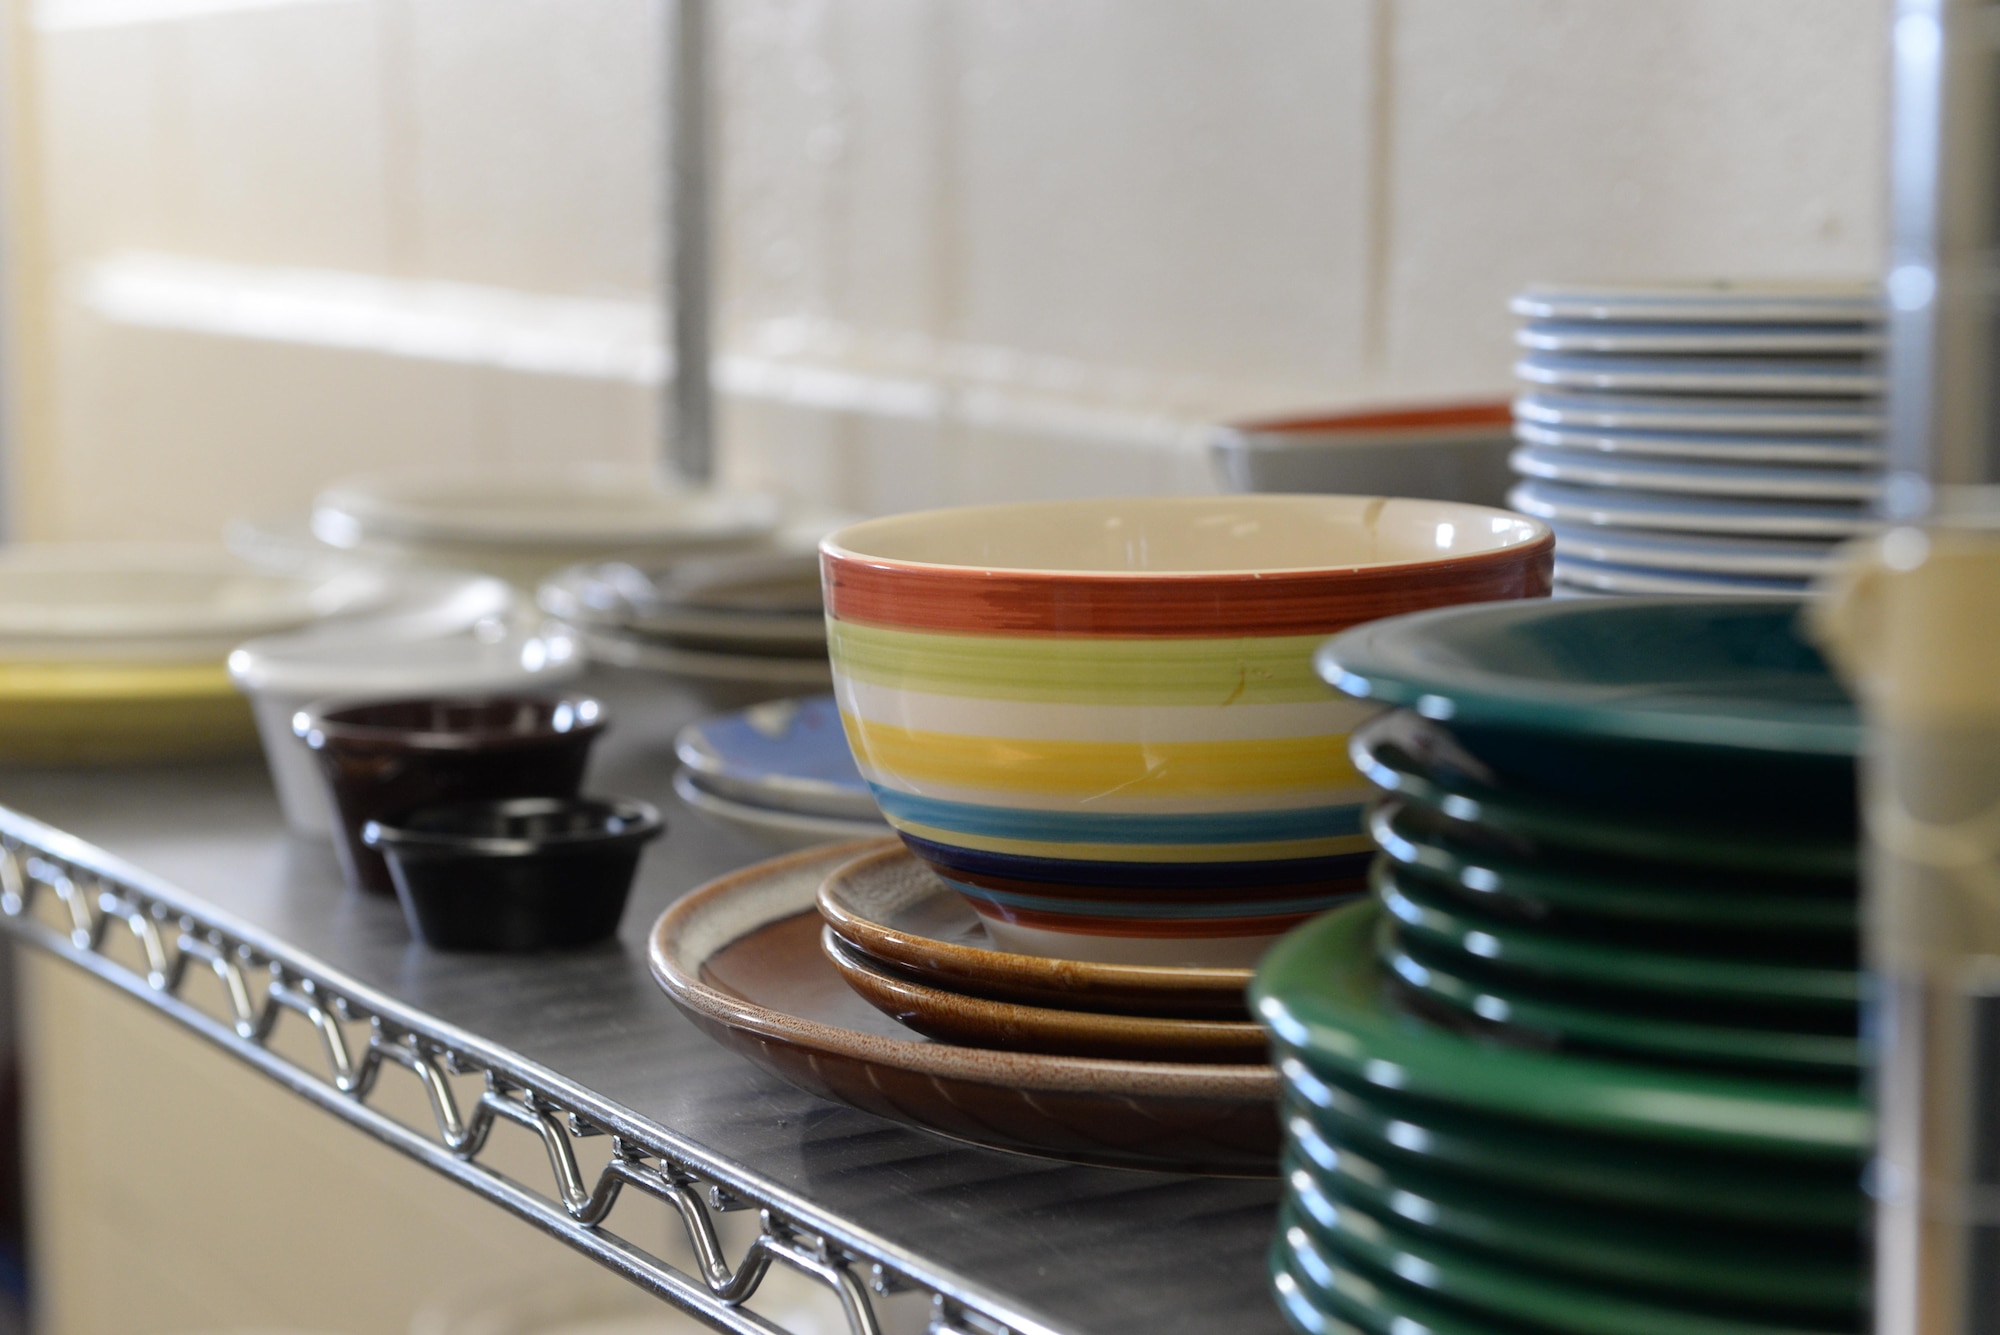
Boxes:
[825,496,1544,574]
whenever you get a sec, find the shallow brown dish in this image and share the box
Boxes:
[821,926,1269,1063]
[648,842,1280,1175]
[816,844,1254,1019]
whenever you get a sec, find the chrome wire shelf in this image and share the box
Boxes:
[0,807,1035,1335]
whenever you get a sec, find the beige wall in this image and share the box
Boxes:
[1,0,1890,541]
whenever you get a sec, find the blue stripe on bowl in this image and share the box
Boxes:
[870,786,1365,846]
[934,873,1361,921]
[899,832,1375,892]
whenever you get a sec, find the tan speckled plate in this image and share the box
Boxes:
[649,842,1280,1175]
[816,844,1254,1020]
[821,926,1268,1063]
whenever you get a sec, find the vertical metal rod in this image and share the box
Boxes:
[666,0,714,486]
[1877,6,2000,1335]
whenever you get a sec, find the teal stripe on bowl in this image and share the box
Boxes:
[937,874,1360,920]
[870,786,1366,845]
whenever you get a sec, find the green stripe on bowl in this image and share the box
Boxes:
[828,619,1338,705]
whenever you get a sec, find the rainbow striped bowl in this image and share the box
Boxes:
[821,496,1554,966]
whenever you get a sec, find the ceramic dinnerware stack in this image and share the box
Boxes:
[0,544,393,764]
[540,551,832,698]
[1257,597,1866,1335]
[819,495,1555,968]
[672,695,888,850]
[311,468,784,588]
[1506,282,1885,597]
[816,842,1266,1063]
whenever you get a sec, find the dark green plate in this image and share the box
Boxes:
[1379,929,1863,1075]
[1278,1070,1861,1231]
[1316,598,1856,757]
[1283,1125,1861,1309]
[1370,800,1856,935]
[1275,1199,1853,1335]
[1351,712,1856,878]
[1253,901,1869,1159]
[1378,864,1861,1009]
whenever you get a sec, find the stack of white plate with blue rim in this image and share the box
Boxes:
[1505,282,1884,597]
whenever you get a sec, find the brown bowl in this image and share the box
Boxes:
[294,695,607,897]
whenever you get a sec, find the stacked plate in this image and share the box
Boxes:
[817,843,1264,1061]
[672,696,887,850]
[1505,282,1884,597]
[539,552,832,693]
[0,544,391,764]
[1259,597,1867,1335]
[311,468,783,588]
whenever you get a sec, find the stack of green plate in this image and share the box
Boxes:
[1254,598,1868,1335]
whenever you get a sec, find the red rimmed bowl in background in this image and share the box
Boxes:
[820,495,1553,967]
[1209,400,1515,504]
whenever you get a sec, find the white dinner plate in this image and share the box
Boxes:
[1515,321,1880,356]
[1513,391,1881,436]
[672,768,887,851]
[314,468,781,549]
[539,556,826,654]
[1545,523,1840,579]
[0,545,390,660]
[1510,282,1880,326]
[1508,480,1879,538]
[1513,420,1882,467]
[1515,354,1880,397]
[1510,446,1882,502]
[1553,554,1813,598]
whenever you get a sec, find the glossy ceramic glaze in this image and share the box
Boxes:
[1513,391,1883,437]
[1508,281,1882,326]
[1544,524,1839,579]
[1510,480,1878,538]
[821,927,1268,1063]
[673,695,875,820]
[821,496,1553,964]
[365,796,661,951]
[817,844,1253,1018]
[1514,353,1880,397]
[1554,555,1810,598]
[1350,713,1854,877]
[647,842,1281,1174]
[296,695,606,896]
[315,469,780,547]
[1321,600,1860,834]
[1514,420,1883,467]
[231,614,582,837]
[1513,320,1881,356]
[670,769,888,851]
[540,554,825,654]
[1208,401,1515,505]
[1367,801,1854,936]
[1511,446,1881,502]
[1252,901,1867,1158]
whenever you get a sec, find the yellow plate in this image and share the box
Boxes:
[0,662,257,765]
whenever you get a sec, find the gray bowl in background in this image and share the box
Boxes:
[1209,400,1517,506]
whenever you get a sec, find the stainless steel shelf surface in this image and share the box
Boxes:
[0,670,1285,1335]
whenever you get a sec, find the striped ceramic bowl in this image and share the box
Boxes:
[821,496,1554,966]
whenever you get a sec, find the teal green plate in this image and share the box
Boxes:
[1283,1123,1860,1309]
[1278,1069,1861,1231]
[1351,714,1857,878]
[1275,1199,1852,1335]
[1253,901,1869,1160]
[1316,598,1856,757]
[1370,800,1856,935]
[1380,929,1863,1075]
[1378,864,1861,1009]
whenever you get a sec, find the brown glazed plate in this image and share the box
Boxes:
[816,844,1255,1019]
[648,842,1280,1175]
[820,926,1268,1064]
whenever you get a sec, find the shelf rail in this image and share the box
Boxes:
[0,807,1050,1335]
